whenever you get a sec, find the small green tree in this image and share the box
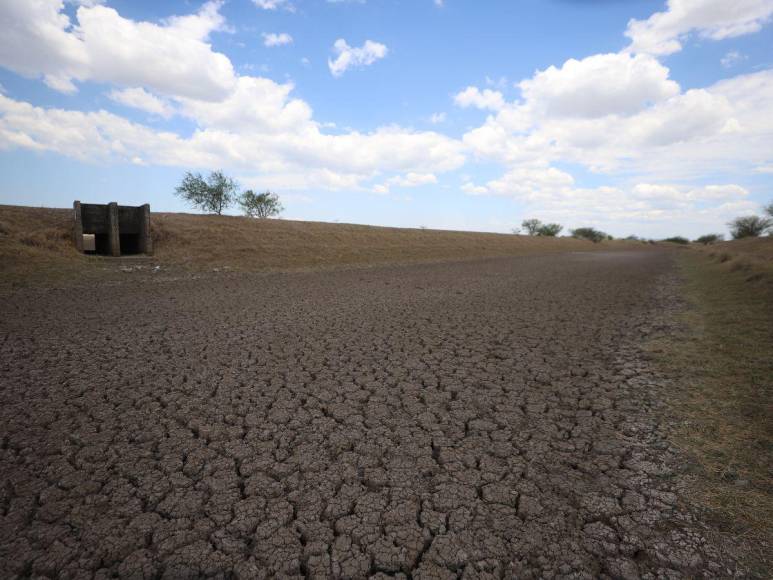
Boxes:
[571,227,607,243]
[238,190,283,219]
[537,223,563,237]
[694,233,723,245]
[728,215,772,239]
[175,170,238,215]
[521,219,542,236]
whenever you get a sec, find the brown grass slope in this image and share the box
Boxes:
[1,204,647,285]
[653,249,773,575]
[0,205,80,283]
[696,236,773,268]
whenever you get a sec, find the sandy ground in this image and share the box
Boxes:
[0,251,741,578]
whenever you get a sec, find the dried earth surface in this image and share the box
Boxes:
[0,251,741,578]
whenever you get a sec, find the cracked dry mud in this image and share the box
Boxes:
[0,251,740,578]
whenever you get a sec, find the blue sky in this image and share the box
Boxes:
[1,0,772,238]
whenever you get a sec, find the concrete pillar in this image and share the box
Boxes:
[108,201,120,257]
[73,200,83,253]
[139,203,153,255]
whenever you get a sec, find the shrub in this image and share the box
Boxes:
[765,202,773,218]
[571,227,607,243]
[728,215,773,239]
[663,236,689,244]
[238,190,283,219]
[695,233,724,245]
[175,170,238,215]
[537,223,563,237]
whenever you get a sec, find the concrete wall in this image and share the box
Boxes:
[74,201,152,256]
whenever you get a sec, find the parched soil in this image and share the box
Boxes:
[0,251,741,578]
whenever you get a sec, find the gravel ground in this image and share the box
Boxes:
[0,251,740,579]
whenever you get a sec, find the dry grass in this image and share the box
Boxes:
[698,235,773,266]
[1,204,650,287]
[0,205,97,286]
[149,212,643,269]
[652,248,773,575]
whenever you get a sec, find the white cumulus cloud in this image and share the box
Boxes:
[328,39,388,77]
[262,32,293,47]
[0,91,465,190]
[0,0,235,100]
[461,51,773,180]
[252,0,294,11]
[374,172,438,193]
[107,87,174,118]
[517,53,679,118]
[453,87,505,111]
[625,0,773,56]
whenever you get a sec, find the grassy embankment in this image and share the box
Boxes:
[0,204,646,287]
[656,238,773,574]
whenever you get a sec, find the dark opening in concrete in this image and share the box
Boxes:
[119,233,141,255]
[93,233,111,255]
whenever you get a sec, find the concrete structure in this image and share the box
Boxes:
[73,201,152,256]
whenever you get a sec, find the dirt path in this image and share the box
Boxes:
[0,251,739,578]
